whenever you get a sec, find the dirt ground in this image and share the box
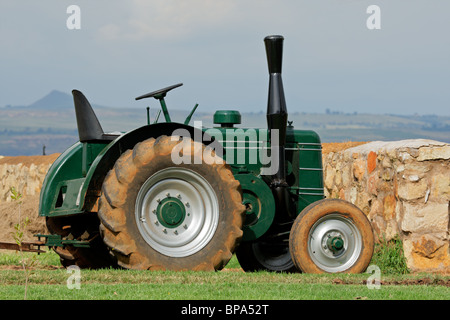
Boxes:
[0,142,368,243]
[0,196,47,242]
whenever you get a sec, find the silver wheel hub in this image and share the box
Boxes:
[135,168,219,257]
[308,213,362,273]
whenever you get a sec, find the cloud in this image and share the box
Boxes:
[97,0,237,41]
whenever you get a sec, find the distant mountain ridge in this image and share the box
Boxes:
[28,90,73,109]
[3,90,109,110]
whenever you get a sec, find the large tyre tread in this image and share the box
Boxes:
[98,135,245,271]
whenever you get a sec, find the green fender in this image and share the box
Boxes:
[39,122,218,218]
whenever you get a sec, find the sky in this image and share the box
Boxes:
[1,0,449,115]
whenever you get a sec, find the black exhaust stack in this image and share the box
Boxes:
[264,35,294,219]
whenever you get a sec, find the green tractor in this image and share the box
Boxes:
[38,35,374,273]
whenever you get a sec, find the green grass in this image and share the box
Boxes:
[2,280,448,300]
[0,251,448,300]
[370,235,410,274]
[1,268,448,300]
[0,250,60,267]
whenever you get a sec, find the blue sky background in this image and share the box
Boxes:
[1,0,449,115]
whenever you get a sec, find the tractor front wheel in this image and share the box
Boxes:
[289,199,374,273]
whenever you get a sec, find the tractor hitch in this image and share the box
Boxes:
[0,234,90,254]
[0,240,46,253]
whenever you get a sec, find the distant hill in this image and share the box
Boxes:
[3,90,107,110]
[3,90,73,110]
[1,90,450,156]
[28,90,73,109]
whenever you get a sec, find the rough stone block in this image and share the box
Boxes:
[402,202,449,234]
[398,178,428,200]
[417,146,450,161]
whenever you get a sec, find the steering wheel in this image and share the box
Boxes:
[135,83,183,101]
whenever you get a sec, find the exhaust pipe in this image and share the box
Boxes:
[265,35,287,179]
[264,35,295,219]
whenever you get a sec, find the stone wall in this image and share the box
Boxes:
[0,154,60,242]
[0,154,58,202]
[323,139,449,273]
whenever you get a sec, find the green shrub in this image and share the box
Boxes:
[370,235,409,274]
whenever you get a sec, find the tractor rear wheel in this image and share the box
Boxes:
[98,135,245,271]
[289,199,374,273]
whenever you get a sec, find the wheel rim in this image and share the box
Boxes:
[135,167,219,257]
[307,213,362,273]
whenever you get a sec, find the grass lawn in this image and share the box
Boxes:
[0,251,448,301]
